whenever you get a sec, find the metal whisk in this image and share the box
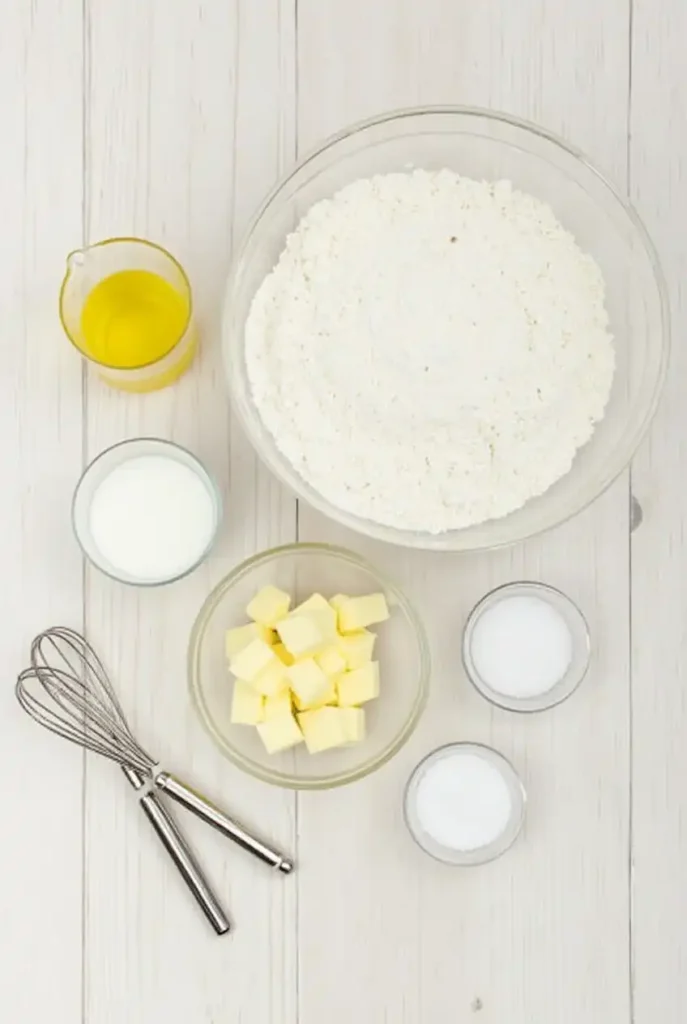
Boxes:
[16,627,294,933]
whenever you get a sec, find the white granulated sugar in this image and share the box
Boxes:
[470,595,573,698]
[245,170,615,533]
[414,752,513,852]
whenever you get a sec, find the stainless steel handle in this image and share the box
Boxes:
[155,771,294,874]
[122,766,230,935]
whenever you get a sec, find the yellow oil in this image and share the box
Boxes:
[80,269,196,392]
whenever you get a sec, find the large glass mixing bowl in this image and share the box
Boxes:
[224,107,669,551]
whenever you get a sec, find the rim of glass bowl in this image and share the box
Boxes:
[188,542,431,789]
[224,104,670,552]
[72,437,223,587]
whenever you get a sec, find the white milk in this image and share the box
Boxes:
[88,454,216,583]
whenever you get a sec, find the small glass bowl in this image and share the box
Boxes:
[188,543,430,789]
[72,437,222,586]
[404,743,526,866]
[462,581,591,713]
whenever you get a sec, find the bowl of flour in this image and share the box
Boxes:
[225,107,668,550]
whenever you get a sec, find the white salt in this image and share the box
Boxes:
[88,455,216,582]
[414,752,513,852]
[470,595,573,698]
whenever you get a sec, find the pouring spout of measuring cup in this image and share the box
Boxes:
[66,248,87,271]
[60,247,101,335]
[61,248,93,309]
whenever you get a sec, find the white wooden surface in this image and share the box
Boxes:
[0,1,683,1021]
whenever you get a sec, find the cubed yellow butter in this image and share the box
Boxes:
[338,630,376,670]
[276,612,332,658]
[230,680,264,725]
[337,662,380,706]
[293,593,329,613]
[315,645,347,676]
[338,594,390,633]
[329,593,350,631]
[263,690,293,720]
[339,707,366,744]
[246,585,292,627]
[292,593,338,633]
[225,622,273,659]
[229,638,278,681]
[293,672,338,711]
[252,660,289,698]
[256,711,304,753]
[273,642,295,667]
[286,658,330,708]
[298,706,351,753]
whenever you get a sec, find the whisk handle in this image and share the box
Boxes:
[122,767,231,935]
[156,772,294,874]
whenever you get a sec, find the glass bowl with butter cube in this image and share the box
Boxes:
[188,543,430,789]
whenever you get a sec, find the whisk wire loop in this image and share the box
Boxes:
[16,626,156,777]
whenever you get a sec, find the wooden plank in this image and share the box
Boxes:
[629,2,687,1019]
[295,2,632,1021]
[0,1,84,1021]
[83,2,297,1021]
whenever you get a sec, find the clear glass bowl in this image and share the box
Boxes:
[462,581,591,713]
[72,438,222,586]
[188,543,430,789]
[404,743,526,866]
[224,106,669,551]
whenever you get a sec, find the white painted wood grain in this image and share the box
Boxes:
[296,3,632,1022]
[83,2,297,1022]
[0,2,84,1021]
[630,2,687,1019]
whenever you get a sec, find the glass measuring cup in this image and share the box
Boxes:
[59,237,197,392]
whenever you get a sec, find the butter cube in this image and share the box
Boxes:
[340,707,366,743]
[292,593,338,633]
[229,638,278,682]
[316,645,347,676]
[273,642,295,667]
[338,630,376,670]
[337,662,380,706]
[247,585,292,627]
[294,593,329,613]
[276,612,332,658]
[298,706,350,753]
[293,672,338,712]
[230,680,264,725]
[329,593,350,631]
[256,711,304,753]
[252,659,289,698]
[225,622,273,659]
[263,690,293,720]
[286,658,330,709]
[338,594,390,633]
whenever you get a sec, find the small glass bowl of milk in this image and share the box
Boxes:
[72,438,221,586]
[404,743,526,866]
[462,581,590,713]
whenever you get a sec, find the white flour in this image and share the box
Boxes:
[245,170,615,533]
